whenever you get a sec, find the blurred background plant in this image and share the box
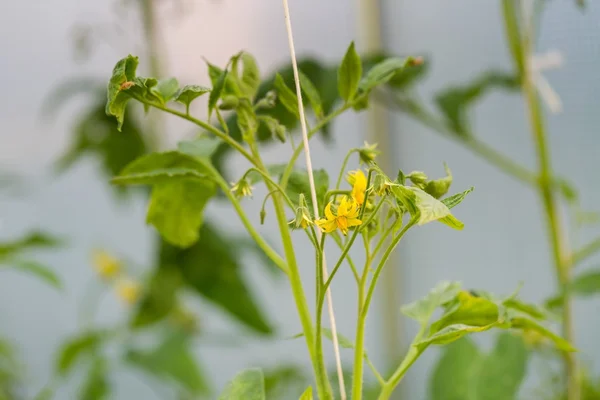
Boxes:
[1,0,599,399]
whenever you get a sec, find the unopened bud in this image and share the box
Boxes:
[219,95,239,110]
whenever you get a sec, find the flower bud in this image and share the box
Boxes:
[358,142,380,165]
[289,194,313,229]
[407,171,428,185]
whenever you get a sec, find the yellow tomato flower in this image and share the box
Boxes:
[92,249,121,280]
[347,169,367,205]
[316,196,362,235]
[115,279,141,305]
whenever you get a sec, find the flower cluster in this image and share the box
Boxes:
[315,169,368,235]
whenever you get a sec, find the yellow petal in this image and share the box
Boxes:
[316,218,337,233]
[346,217,363,228]
[324,201,335,220]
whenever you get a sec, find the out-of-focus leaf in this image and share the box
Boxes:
[430,337,481,400]
[474,333,529,400]
[56,331,106,376]
[234,53,261,100]
[1,259,61,289]
[430,333,529,400]
[218,368,265,400]
[298,71,323,119]
[263,365,307,400]
[158,222,273,334]
[285,169,329,211]
[299,387,313,400]
[509,316,575,352]
[435,71,519,137]
[56,99,148,193]
[0,231,62,260]
[401,281,461,324]
[79,357,110,400]
[358,57,416,93]
[41,77,104,119]
[274,73,299,119]
[131,266,183,329]
[125,330,209,395]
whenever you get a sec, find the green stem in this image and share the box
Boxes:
[331,233,361,283]
[515,5,579,398]
[351,234,373,400]
[335,149,358,190]
[252,150,332,399]
[137,99,256,165]
[389,96,538,187]
[377,323,428,399]
[209,166,288,274]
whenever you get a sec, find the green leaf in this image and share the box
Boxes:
[80,357,109,400]
[392,185,463,229]
[258,116,287,143]
[105,55,139,130]
[417,323,496,350]
[263,365,308,400]
[218,368,265,400]
[503,298,548,320]
[208,63,229,118]
[401,281,461,324]
[298,70,324,119]
[474,333,529,400]
[174,85,211,112]
[359,57,414,93]
[178,136,223,160]
[424,163,452,199]
[570,269,600,296]
[147,179,216,248]
[430,333,529,400]
[112,151,212,185]
[131,267,183,328]
[125,330,209,395]
[442,187,474,209]
[286,169,329,211]
[158,223,273,334]
[236,98,259,141]
[113,151,218,247]
[0,231,62,260]
[299,386,313,400]
[274,73,299,119]
[337,42,362,102]
[152,78,179,103]
[509,316,575,352]
[238,53,261,99]
[430,291,500,334]
[435,71,519,136]
[430,337,481,400]
[56,331,106,376]
[2,260,61,289]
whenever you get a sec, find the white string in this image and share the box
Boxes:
[281,1,346,398]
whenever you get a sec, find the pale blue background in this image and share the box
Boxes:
[0,1,599,399]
